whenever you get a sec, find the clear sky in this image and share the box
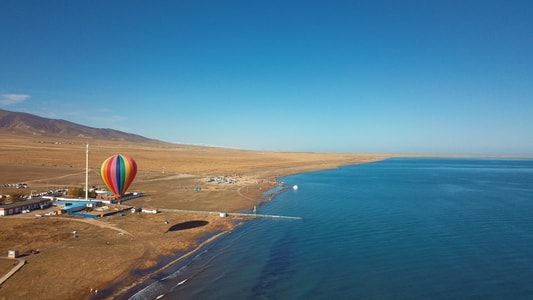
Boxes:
[1,1,532,155]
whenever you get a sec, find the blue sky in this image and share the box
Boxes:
[1,1,532,155]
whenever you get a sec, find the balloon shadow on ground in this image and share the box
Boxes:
[168,220,209,232]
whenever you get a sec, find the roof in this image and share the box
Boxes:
[0,198,51,209]
[63,203,88,211]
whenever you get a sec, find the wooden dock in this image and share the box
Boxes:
[0,258,25,286]
[159,209,302,220]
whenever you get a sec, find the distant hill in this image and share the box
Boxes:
[0,109,157,142]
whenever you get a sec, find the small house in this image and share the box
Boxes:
[8,250,19,259]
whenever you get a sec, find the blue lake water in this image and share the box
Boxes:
[130,158,533,300]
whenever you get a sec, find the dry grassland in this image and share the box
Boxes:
[0,133,389,299]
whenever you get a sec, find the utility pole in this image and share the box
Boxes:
[85,143,89,201]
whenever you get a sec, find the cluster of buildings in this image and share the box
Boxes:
[207,176,237,184]
[0,191,144,218]
[2,182,28,189]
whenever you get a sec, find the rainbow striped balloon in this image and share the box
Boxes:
[100,154,138,197]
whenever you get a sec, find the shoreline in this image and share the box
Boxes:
[107,179,290,299]
[105,230,232,299]
[109,155,519,298]
[0,139,393,299]
[104,157,394,298]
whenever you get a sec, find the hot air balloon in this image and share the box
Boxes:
[100,154,137,198]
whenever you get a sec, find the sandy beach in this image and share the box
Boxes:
[0,133,389,299]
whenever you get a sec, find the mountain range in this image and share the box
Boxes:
[0,109,156,142]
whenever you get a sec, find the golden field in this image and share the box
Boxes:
[0,133,389,299]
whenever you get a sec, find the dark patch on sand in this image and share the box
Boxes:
[168,220,209,232]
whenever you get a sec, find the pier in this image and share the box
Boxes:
[159,209,302,220]
[0,258,25,286]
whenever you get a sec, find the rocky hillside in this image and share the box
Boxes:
[0,109,156,142]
